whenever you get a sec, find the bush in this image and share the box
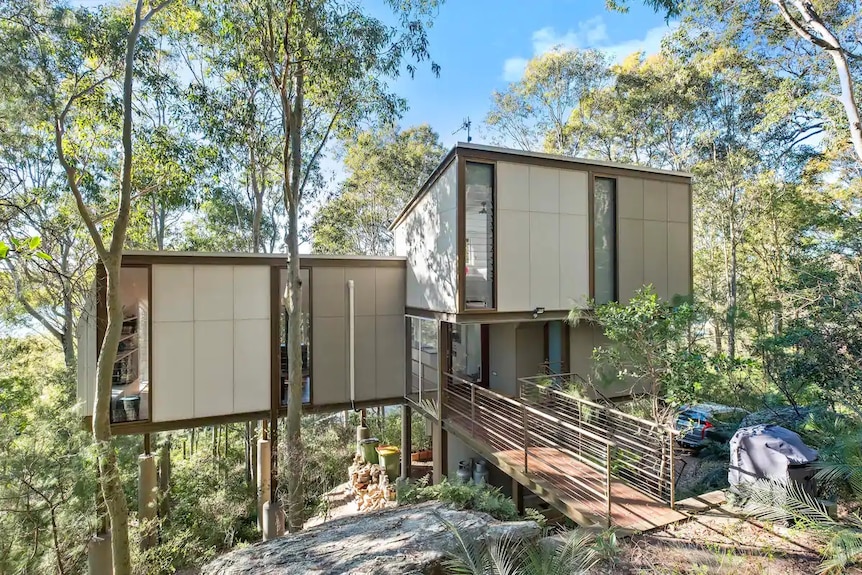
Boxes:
[397,477,521,522]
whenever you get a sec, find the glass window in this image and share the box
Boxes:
[111,266,150,424]
[449,323,483,384]
[407,317,438,408]
[593,177,617,305]
[280,268,310,405]
[465,162,494,309]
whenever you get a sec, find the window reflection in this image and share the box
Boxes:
[594,177,617,305]
[465,162,494,309]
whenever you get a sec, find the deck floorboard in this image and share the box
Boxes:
[446,416,687,532]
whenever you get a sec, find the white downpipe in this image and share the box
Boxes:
[348,280,356,410]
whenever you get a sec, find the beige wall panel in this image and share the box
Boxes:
[497,161,530,211]
[529,212,560,310]
[313,267,346,318]
[559,169,589,215]
[668,221,691,297]
[194,265,234,321]
[193,320,234,417]
[233,319,270,413]
[617,177,644,220]
[345,268,376,317]
[312,316,347,405]
[516,322,545,379]
[375,268,406,317]
[643,179,668,221]
[398,162,457,312]
[437,162,457,213]
[233,266,270,320]
[667,183,690,223]
[352,316,377,402]
[153,265,193,322]
[617,218,645,303]
[152,321,194,422]
[529,166,560,213]
[643,220,669,300]
[489,323,517,397]
[568,322,595,380]
[375,315,405,399]
[559,214,590,309]
[496,210,530,312]
[434,206,458,311]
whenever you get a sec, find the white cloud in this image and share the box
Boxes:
[501,17,678,81]
[502,57,529,82]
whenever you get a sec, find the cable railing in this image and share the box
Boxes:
[518,374,676,507]
[441,372,614,526]
[440,371,677,527]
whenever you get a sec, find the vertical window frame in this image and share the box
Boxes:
[459,158,497,312]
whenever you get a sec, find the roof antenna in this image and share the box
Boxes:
[453,117,472,143]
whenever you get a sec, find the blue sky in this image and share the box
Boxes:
[378,0,676,147]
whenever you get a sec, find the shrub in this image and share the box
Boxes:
[397,477,520,522]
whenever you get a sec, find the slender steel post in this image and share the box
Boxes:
[669,431,676,507]
[521,381,529,473]
[470,382,476,438]
[605,442,612,528]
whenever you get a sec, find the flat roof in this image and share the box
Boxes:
[122,251,406,267]
[390,143,693,230]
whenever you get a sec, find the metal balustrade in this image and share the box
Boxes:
[440,371,677,528]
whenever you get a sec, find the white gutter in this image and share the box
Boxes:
[348,280,356,410]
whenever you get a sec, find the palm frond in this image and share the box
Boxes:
[441,518,490,575]
[739,478,837,528]
[816,462,862,496]
[818,529,862,574]
[485,534,522,575]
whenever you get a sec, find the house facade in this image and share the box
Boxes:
[77,143,692,528]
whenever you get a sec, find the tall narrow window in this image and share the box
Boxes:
[593,177,617,305]
[407,317,438,410]
[111,266,150,423]
[465,162,494,309]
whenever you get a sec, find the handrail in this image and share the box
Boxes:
[518,374,670,433]
[440,371,677,526]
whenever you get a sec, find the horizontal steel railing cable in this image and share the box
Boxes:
[442,372,682,524]
[518,374,675,505]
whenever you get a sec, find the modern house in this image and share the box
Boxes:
[77,143,692,531]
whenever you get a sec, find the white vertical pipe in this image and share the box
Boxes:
[348,280,356,409]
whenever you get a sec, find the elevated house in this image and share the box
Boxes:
[77,143,692,531]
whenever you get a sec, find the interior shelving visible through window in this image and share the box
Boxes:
[593,177,617,305]
[464,162,494,309]
[111,266,150,424]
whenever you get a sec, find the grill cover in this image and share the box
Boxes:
[728,424,818,487]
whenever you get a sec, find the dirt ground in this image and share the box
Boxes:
[604,503,829,574]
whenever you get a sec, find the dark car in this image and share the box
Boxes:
[676,403,748,448]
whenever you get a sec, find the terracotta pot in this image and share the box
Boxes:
[411,449,432,462]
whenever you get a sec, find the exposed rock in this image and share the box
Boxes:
[201,501,540,575]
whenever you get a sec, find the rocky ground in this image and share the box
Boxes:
[201,501,540,574]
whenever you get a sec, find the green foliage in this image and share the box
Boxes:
[444,523,600,575]
[311,124,446,255]
[397,477,522,522]
[585,287,712,419]
[0,337,96,574]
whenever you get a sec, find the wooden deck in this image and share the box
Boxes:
[443,377,687,532]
